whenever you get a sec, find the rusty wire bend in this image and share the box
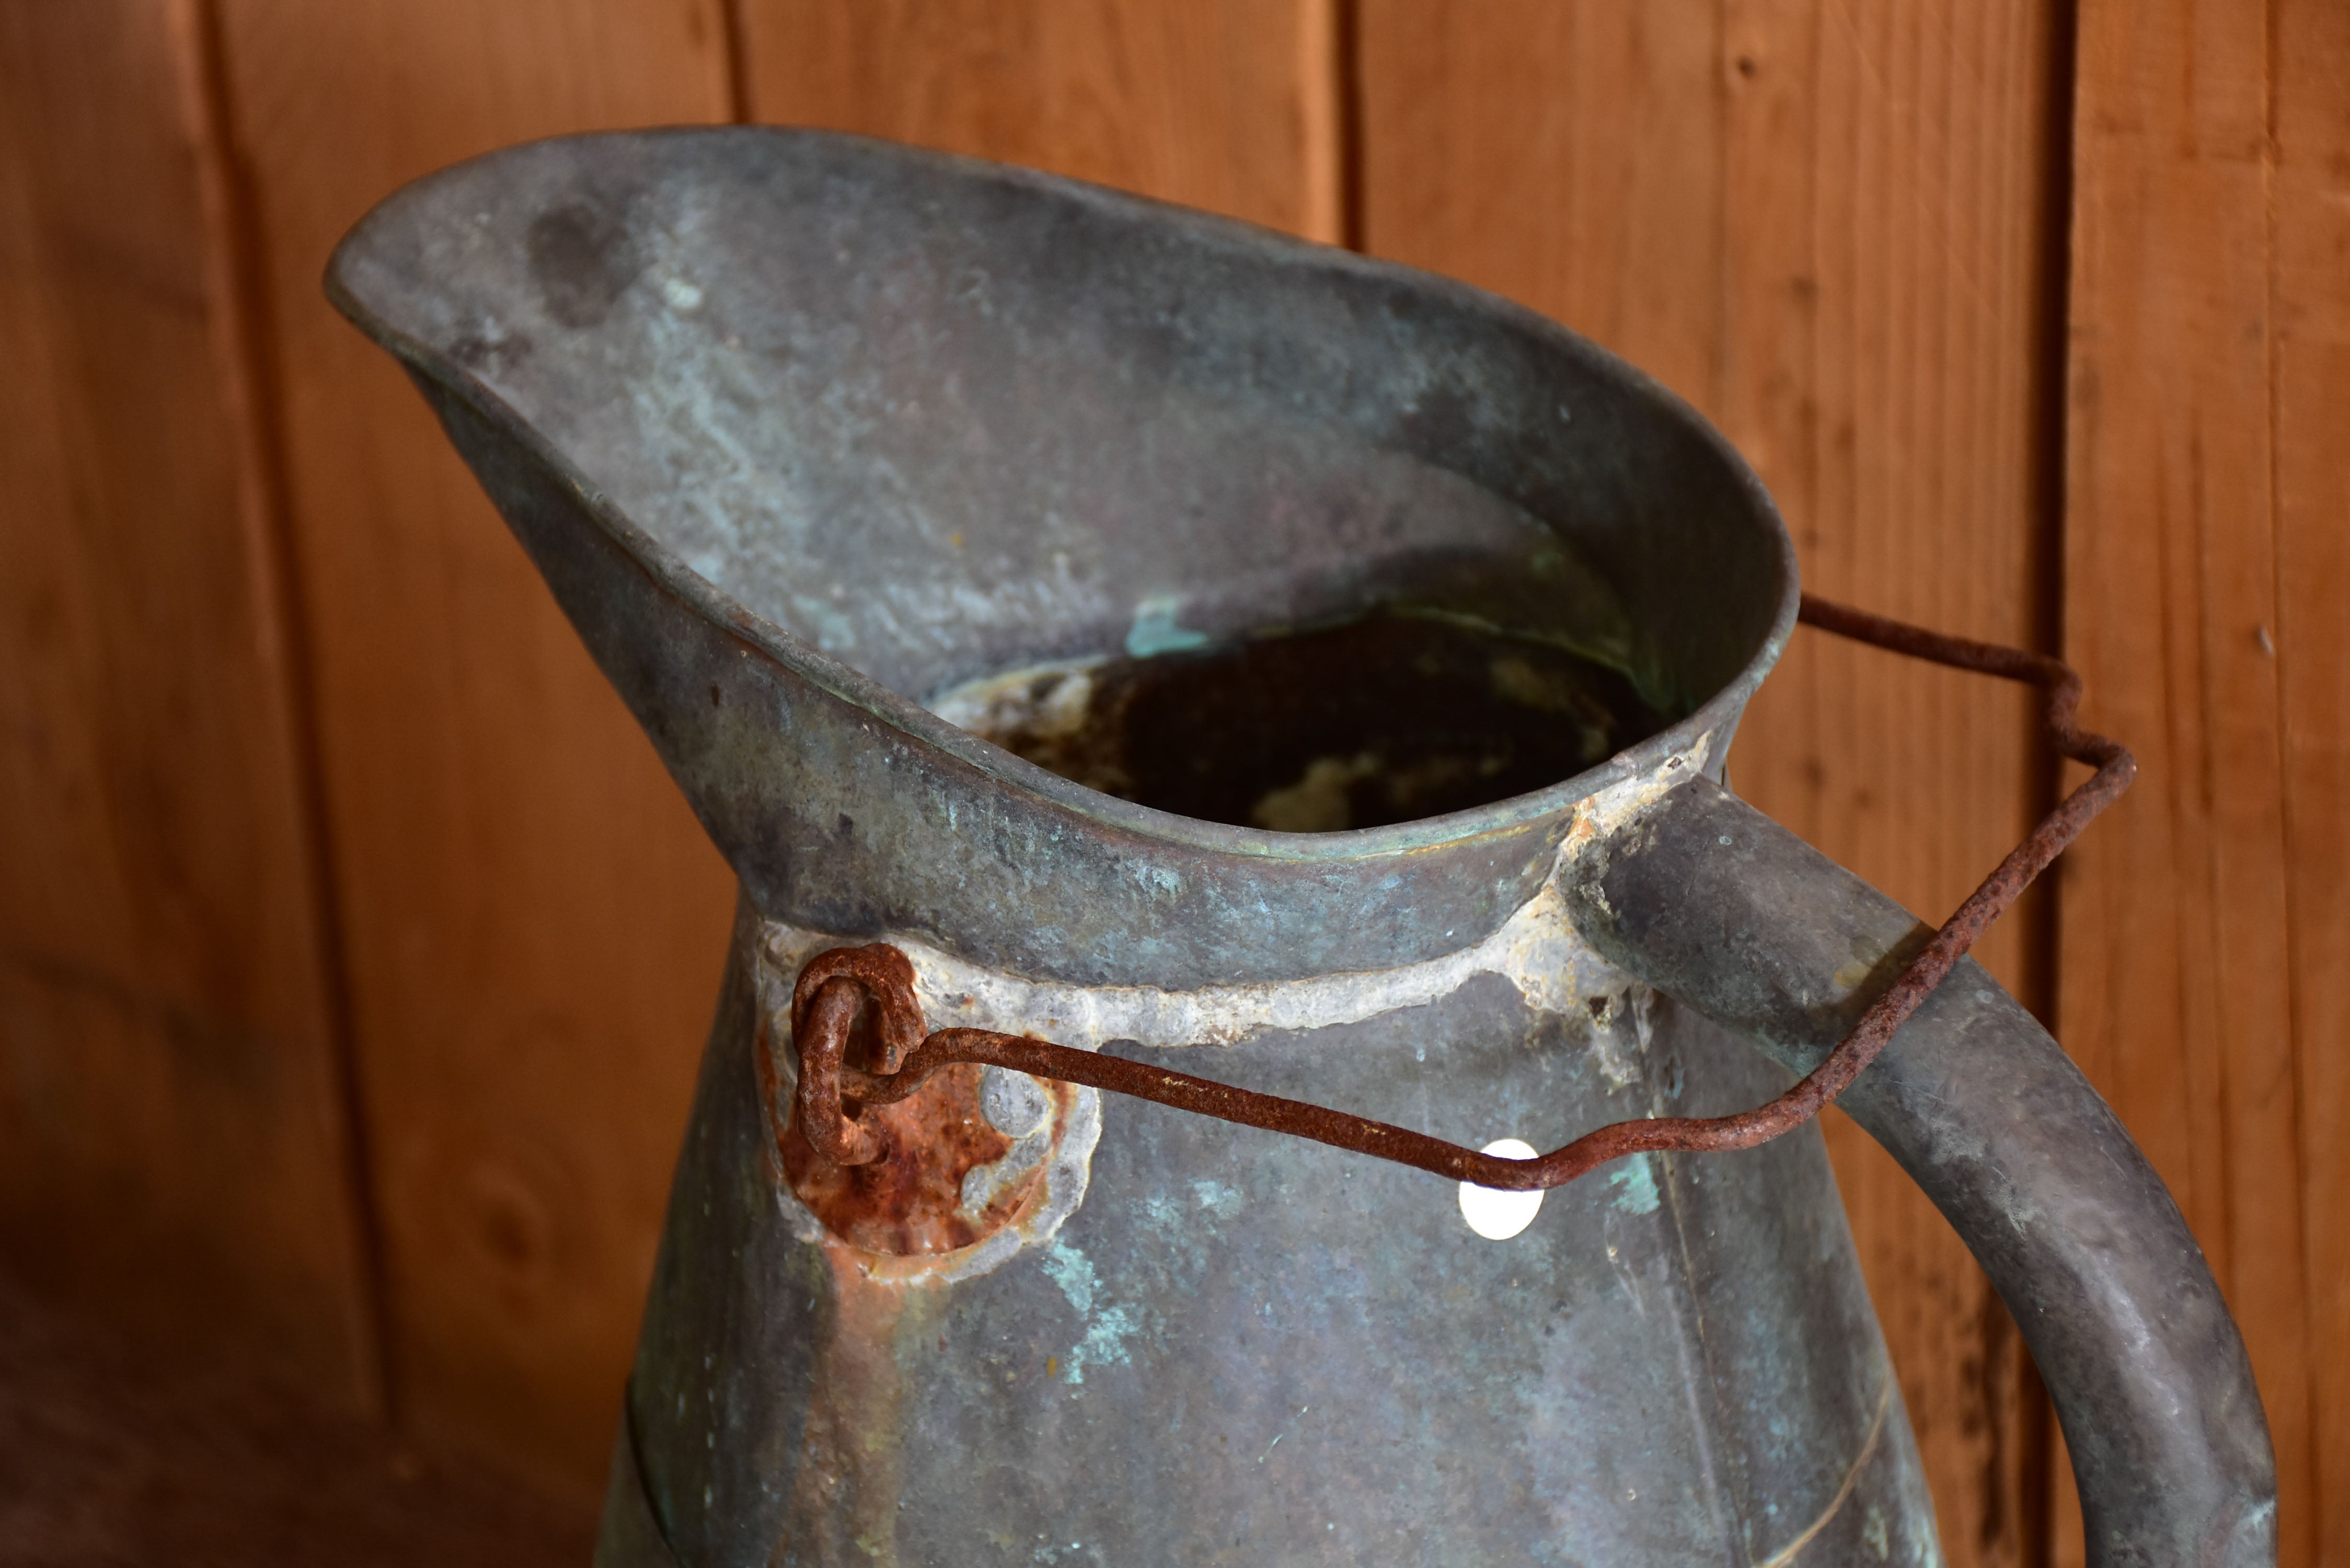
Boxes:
[788,593,2135,1193]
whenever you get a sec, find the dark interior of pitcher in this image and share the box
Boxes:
[340,129,1789,827]
[931,610,1671,831]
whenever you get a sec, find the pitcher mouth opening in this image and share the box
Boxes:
[326,125,1799,871]
[928,605,1677,836]
[743,522,1788,862]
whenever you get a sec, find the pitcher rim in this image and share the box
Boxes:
[326,125,1802,867]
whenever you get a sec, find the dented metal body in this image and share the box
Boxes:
[328,129,2275,1566]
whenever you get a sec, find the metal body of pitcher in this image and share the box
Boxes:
[329,129,2275,1566]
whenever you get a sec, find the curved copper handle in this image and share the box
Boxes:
[788,593,2134,1191]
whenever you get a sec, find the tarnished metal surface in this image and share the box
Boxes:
[324,129,1787,993]
[641,900,1932,1565]
[777,592,2141,1198]
[324,127,2273,1567]
[1563,780,2277,1567]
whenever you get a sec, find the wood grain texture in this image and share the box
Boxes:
[209,0,740,1488]
[733,0,1341,238]
[10,6,2324,1555]
[2059,0,2342,1560]
[2068,0,2322,1561]
[0,1262,593,1566]
[0,0,375,1408]
[2272,3,2350,1552]
[1357,4,2060,1562]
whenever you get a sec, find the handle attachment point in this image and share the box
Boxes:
[782,595,2130,1191]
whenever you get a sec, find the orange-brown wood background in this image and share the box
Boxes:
[2,2,2340,1561]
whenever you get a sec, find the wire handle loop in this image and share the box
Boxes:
[788,594,2134,1192]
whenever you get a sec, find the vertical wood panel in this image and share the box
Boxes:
[733,0,1340,238]
[8,7,2332,1553]
[2061,0,2342,1559]
[0,0,375,1407]
[1347,2,1726,397]
[2272,3,2350,1551]
[1752,9,2056,1553]
[211,0,739,1487]
[1357,4,2060,1562]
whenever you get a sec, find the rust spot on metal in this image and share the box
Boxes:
[778,1060,1070,1256]
[783,596,2136,1195]
[764,944,1076,1255]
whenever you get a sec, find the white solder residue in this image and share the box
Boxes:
[755,729,1708,1273]
[759,728,1710,1060]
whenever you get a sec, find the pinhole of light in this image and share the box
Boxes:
[1458,1138,1542,1239]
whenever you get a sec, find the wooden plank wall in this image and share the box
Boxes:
[2058,0,2348,1562]
[1354,7,2061,1562]
[733,0,1344,243]
[0,0,378,1414]
[206,0,741,1488]
[1,1,2341,1559]
[2270,9,2350,1556]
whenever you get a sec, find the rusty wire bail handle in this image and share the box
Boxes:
[789,593,2136,1193]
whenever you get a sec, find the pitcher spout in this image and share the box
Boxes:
[328,127,1793,991]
